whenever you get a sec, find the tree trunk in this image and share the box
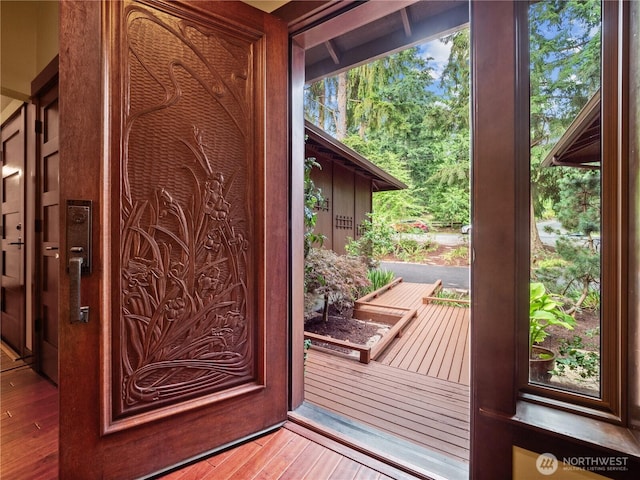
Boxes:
[322,294,329,322]
[336,71,347,140]
[318,79,326,128]
[530,195,545,261]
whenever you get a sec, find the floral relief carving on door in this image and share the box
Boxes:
[109,1,263,423]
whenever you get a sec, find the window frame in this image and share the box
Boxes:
[518,0,627,424]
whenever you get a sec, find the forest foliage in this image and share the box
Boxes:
[303,0,601,240]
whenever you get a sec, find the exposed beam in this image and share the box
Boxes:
[306,3,469,84]
[324,39,340,65]
[294,0,419,49]
[400,8,412,37]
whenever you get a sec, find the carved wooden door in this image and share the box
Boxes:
[58,2,288,478]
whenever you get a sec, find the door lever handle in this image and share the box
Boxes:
[69,255,89,323]
[9,238,24,249]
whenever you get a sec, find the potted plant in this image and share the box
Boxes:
[529,282,576,382]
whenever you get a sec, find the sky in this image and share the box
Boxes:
[418,38,452,84]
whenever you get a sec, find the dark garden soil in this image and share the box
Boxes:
[304,306,391,354]
[539,308,600,353]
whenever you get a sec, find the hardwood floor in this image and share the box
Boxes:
[0,355,422,479]
[0,353,58,480]
[159,423,422,480]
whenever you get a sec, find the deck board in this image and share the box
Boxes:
[303,281,471,464]
[371,288,470,385]
[304,349,470,463]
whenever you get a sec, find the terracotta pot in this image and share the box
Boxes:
[529,345,556,383]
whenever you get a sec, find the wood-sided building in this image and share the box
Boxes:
[305,121,406,254]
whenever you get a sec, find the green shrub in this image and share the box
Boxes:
[442,245,468,264]
[431,289,470,307]
[394,238,435,262]
[345,214,396,267]
[365,268,395,294]
[552,336,600,380]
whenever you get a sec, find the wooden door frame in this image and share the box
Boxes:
[287,2,640,478]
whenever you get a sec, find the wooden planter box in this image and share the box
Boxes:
[304,279,417,364]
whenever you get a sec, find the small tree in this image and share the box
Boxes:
[304,248,370,322]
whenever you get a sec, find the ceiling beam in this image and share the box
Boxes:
[294,0,419,49]
[400,8,412,37]
[324,39,340,65]
[305,3,469,84]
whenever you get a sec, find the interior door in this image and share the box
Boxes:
[1,106,26,357]
[58,1,288,478]
[36,78,60,384]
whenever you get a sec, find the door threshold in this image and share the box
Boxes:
[288,402,468,480]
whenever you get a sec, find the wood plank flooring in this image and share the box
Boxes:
[0,359,423,479]
[0,361,58,480]
[160,423,422,480]
[304,349,470,463]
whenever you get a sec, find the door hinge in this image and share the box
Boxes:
[35,219,43,233]
[35,318,42,333]
[35,120,43,134]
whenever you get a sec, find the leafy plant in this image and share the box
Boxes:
[304,338,312,368]
[529,282,576,357]
[552,336,600,380]
[394,237,435,263]
[364,268,395,294]
[431,289,470,308]
[345,213,396,267]
[304,155,325,258]
[582,291,600,311]
[442,245,468,264]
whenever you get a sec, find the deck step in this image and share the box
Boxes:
[290,402,469,480]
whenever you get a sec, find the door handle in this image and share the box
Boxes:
[69,251,89,323]
[9,238,24,249]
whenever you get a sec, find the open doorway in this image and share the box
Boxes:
[289,2,472,477]
[1,2,60,478]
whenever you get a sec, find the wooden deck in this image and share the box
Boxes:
[303,279,470,464]
[378,302,470,385]
[304,349,470,463]
[357,280,470,385]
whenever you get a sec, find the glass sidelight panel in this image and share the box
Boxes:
[528,0,601,397]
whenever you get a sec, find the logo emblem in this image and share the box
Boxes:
[536,453,559,475]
